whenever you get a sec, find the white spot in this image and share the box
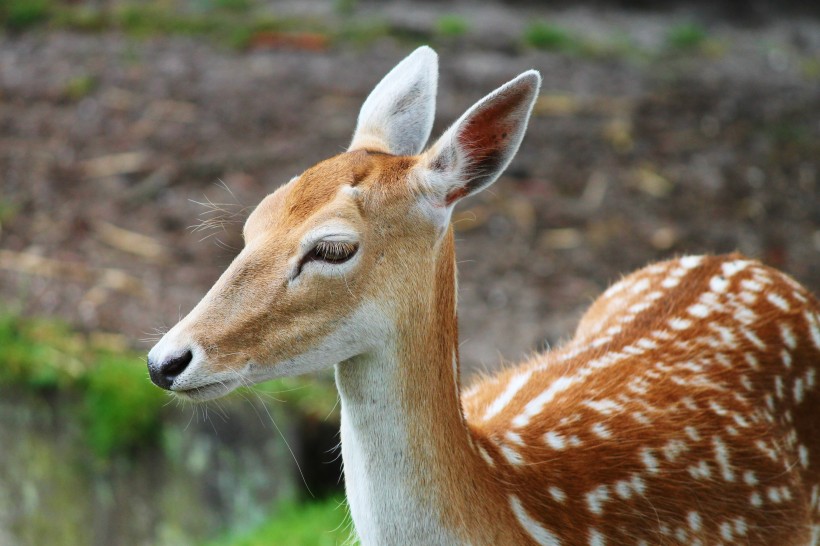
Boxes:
[740,374,754,391]
[509,494,561,546]
[641,448,660,474]
[630,278,651,294]
[709,322,737,349]
[807,368,816,389]
[586,485,610,515]
[806,312,820,350]
[568,435,583,447]
[680,255,703,269]
[615,480,633,500]
[713,436,735,482]
[584,399,624,415]
[484,371,533,421]
[766,292,790,311]
[588,528,605,546]
[750,491,763,507]
[499,444,524,466]
[549,486,566,503]
[688,460,712,480]
[741,279,763,292]
[684,426,701,441]
[545,431,566,450]
[720,521,734,540]
[631,411,651,425]
[661,277,680,288]
[740,327,766,350]
[710,275,729,293]
[513,376,576,428]
[743,470,758,486]
[668,318,692,330]
[477,445,495,466]
[778,323,797,349]
[675,528,688,542]
[781,350,793,369]
[775,376,785,399]
[636,338,658,350]
[663,439,688,462]
[768,486,783,503]
[800,445,810,468]
[506,431,525,446]
[795,378,805,403]
[732,413,751,428]
[734,517,748,536]
[687,303,711,318]
[722,259,750,277]
[591,423,613,439]
[709,401,728,416]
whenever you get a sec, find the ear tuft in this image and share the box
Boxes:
[421,70,541,208]
[349,46,438,156]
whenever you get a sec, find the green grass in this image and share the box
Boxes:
[0,0,53,30]
[523,21,576,52]
[435,14,469,38]
[666,22,708,52]
[0,310,339,457]
[208,496,353,546]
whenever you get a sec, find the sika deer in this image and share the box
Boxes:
[148,47,820,545]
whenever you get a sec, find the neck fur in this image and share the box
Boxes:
[335,228,481,545]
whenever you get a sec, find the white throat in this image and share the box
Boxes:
[335,345,464,546]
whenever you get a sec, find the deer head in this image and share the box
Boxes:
[147,46,540,400]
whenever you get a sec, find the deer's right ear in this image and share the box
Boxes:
[349,46,438,156]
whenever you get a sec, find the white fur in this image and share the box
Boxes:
[336,342,464,546]
[349,46,438,156]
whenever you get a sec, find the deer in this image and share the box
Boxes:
[147,46,820,545]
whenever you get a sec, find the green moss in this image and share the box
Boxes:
[1,0,53,30]
[208,496,353,546]
[64,74,97,101]
[524,21,576,52]
[0,310,339,458]
[435,14,469,38]
[666,22,708,52]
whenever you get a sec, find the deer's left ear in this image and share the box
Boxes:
[349,46,438,156]
[417,70,540,217]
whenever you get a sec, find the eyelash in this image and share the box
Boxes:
[297,240,359,276]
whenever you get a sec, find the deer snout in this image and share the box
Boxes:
[147,349,193,390]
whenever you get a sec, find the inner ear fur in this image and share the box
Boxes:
[422,70,541,206]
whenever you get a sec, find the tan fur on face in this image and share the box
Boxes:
[181,150,422,377]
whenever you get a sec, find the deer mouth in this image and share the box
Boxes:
[173,378,240,401]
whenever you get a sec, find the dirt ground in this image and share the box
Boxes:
[1,3,819,379]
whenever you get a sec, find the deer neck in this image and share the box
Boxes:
[335,228,482,545]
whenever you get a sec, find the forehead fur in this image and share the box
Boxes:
[273,150,418,226]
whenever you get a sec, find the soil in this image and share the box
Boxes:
[1,3,819,379]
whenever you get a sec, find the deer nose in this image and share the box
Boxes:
[148,349,193,390]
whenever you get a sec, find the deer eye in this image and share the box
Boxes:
[311,241,358,263]
[297,240,359,276]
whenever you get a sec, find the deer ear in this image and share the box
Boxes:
[418,70,540,210]
[349,46,438,156]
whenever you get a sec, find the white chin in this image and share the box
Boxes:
[173,379,240,402]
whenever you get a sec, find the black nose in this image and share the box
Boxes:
[148,350,193,390]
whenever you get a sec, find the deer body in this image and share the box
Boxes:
[148,48,820,545]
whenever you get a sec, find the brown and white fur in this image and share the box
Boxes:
[148,47,820,545]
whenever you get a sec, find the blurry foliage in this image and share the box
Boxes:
[64,74,97,101]
[0,0,53,30]
[435,14,469,38]
[0,311,166,456]
[524,21,576,52]
[0,311,339,458]
[666,22,708,52]
[208,495,353,546]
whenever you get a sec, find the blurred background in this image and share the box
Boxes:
[1,0,818,544]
